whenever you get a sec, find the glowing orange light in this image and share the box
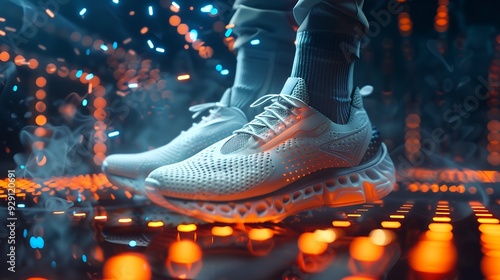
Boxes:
[433,217,451,222]
[177,224,197,232]
[298,232,328,255]
[211,226,233,237]
[478,218,500,224]
[36,89,46,99]
[168,240,202,264]
[103,253,152,280]
[147,221,164,228]
[169,15,181,26]
[381,221,401,229]
[198,46,213,59]
[73,212,86,217]
[28,58,39,69]
[347,213,362,218]
[429,223,453,232]
[177,24,189,35]
[140,27,148,34]
[313,229,337,243]
[409,239,457,273]
[350,237,384,262]
[35,101,46,113]
[332,220,351,227]
[369,229,395,246]
[425,230,453,242]
[0,51,9,62]
[94,215,107,220]
[35,77,47,87]
[248,228,274,241]
[14,55,25,65]
[35,115,47,126]
[118,218,132,223]
[389,215,405,219]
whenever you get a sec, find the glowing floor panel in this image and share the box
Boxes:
[1,170,500,280]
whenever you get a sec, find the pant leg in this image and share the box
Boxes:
[294,0,368,36]
[229,0,297,50]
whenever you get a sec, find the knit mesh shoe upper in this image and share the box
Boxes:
[146,78,374,201]
[102,103,248,179]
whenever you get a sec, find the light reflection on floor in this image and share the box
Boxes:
[1,169,499,279]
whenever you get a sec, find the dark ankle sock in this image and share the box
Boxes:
[291,31,359,124]
[220,46,294,119]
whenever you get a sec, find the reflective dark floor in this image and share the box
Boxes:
[1,169,500,280]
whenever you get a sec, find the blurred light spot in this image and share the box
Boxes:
[148,6,153,16]
[51,261,56,268]
[45,9,55,18]
[211,226,233,237]
[13,85,18,92]
[215,64,223,71]
[369,229,394,246]
[113,0,119,3]
[177,74,190,81]
[250,39,260,45]
[478,218,500,224]
[433,217,451,222]
[332,220,351,227]
[313,229,336,243]
[220,69,229,76]
[82,99,88,106]
[156,47,165,53]
[189,30,198,41]
[200,4,213,12]
[429,223,453,232]
[381,221,401,229]
[35,115,47,126]
[166,240,202,279]
[79,8,87,16]
[94,215,107,220]
[108,131,120,138]
[103,253,151,280]
[118,218,132,223]
[248,228,274,241]
[298,232,328,255]
[76,70,83,78]
[86,49,90,55]
[225,28,232,37]
[85,73,94,80]
[129,240,137,247]
[148,221,164,228]
[113,42,118,49]
[82,254,87,262]
[209,7,218,15]
[350,237,383,262]
[177,224,197,232]
[147,40,154,49]
[23,229,27,238]
[18,203,25,208]
[128,83,138,88]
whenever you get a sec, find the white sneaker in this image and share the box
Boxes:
[145,78,395,223]
[102,102,248,193]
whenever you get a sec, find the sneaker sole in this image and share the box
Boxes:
[106,173,146,195]
[145,144,396,224]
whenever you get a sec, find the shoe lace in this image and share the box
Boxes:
[233,94,303,141]
[181,102,226,133]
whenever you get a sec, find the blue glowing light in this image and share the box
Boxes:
[18,204,25,208]
[100,44,108,51]
[113,42,118,49]
[210,8,218,15]
[155,47,165,53]
[128,83,138,88]
[148,6,153,16]
[13,85,18,92]
[189,30,198,41]
[129,240,137,247]
[200,4,213,13]
[82,254,87,262]
[79,8,87,16]
[51,261,56,268]
[215,64,222,71]
[76,70,83,78]
[82,99,88,106]
[20,165,25,169]
[85,73,94,80]
[172,2,180,9]
[250,39,260,45]
[112,0,119,3]
[225,28,232,37]
[220,69,229,75]
[86,49,90,55]
[108,131,120,137]
[147,40,154,49]
[23,229,27,238]
[29,236,44,249]
[77,197,81,202]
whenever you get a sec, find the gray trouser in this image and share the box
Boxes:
[230,0,368,49]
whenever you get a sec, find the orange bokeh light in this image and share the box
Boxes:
[0,51,10,62]
[35,115,47,126]
[167,240,202,264]
[248,228,274,241]
[177,24,189,35]
[298,232,328,255]
[349,237,384,262]
[103,253,152,280]
[211,226,233,237]
[169,15,181,26]
[36,77,47,87]
[177,224,197,232]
